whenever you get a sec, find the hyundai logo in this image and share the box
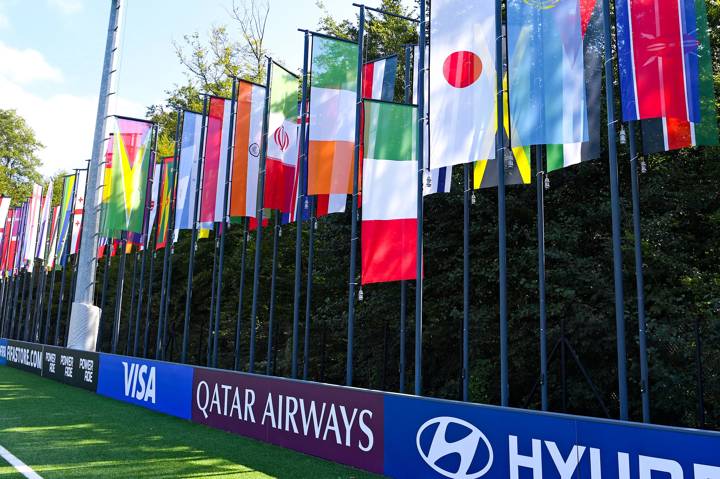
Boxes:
[416,416,494,479]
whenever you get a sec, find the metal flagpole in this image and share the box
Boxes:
[15,271,28,340]
[33,269,47,342]
[627,121,650,422]
[346,5,365,387]
[211,76,238,369]
[54,264,68,345]
[495,0,509,407]
[233,218,249,370]
[96,249,111,350]
[111,234,127,353]
[303,198,316,380]
[400,44,412,394]
[248,58,273,373]
[536,145,548,411]
[266,212,280,375]
[133,232,150,356]
[44,266,58,344]
[415,0,425,396]
[463,163,471,401]
[207,237,219,366]
[23,262,37,341]
[124,250,139,354]
[157,110,183,360]
[292,31,311,379]
[142,249,156,357]
[181,95,209,364]
[601,0,629,420]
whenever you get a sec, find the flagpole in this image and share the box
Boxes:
[206,234,219,365]
[43,266,58,343]
[54,266,68,345]
[157,110,183,360]
[248,57,273,374]
[124,250,139,354]
[181,95,209,364]
[292,31,311,380]
[495,0,509,407]
[415,0,426,396]
[536,145,548,411]
[33,269,47,342]
[23,262,37,341]
[233,218,249,370]
[96,250,111,350]
[266,212,280,375]
[462,162,471,401]
[346,4,365,387]
[142,249,156,357]
[111,234,127,354]
[627,121,650,422]
[302,199,316,380]
[211,76,238,369]
[601,0,629,420]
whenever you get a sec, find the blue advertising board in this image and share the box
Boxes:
[384,395,720,479]
[97,353,193,419]
[0,338,6,366]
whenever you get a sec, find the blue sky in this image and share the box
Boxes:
[0,0,410,175]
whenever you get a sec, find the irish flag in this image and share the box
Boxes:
[361,100,417,285]
[230,80,266,220]
[263,63,298,213]
[308,35,358,195]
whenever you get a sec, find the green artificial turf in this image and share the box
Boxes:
[0,367,384,478]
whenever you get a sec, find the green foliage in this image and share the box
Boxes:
[0,109,44,204]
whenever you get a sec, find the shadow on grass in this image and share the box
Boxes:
[0,368,382,479]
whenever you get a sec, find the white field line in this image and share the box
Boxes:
[0,444,43,479]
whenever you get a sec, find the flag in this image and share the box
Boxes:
[147,161,163,245]
[0,197,10,242]
[263,62,300,214]
[0,208,14,276]
[199,96,232,229]
[507,0,588,147]
[70,169,87,255]
[361,100,417,284]
[429,0,496,168]
[14,203,28,272]
[230,80,266,221]
[616,0,700,122]
[3,208,20,275]
[175,111,204,235]
[156,156,176,250]
[413,46,452,195]
[23,183,42,264]
[46,206,60,270]
[308,35,359,195]
[0,199,11,275]
[35,180,53,260]
[546,0,603,172]
[103,117,154,236]
[363,55,397,101]
[55,174,75,266]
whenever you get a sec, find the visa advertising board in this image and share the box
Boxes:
[191,367,385,474]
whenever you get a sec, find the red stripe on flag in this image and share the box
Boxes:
[264,158,295,213]
[362,62,375,99]
[361,218,417,284]
[666,118,693,150]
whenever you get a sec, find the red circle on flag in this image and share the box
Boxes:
[443,51,482,88]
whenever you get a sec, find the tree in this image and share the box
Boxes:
[0,109,44,204]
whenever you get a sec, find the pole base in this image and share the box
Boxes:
[66,302,101,351]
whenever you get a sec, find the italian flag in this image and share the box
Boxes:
[361,101,417,285]
[308,35,358,195]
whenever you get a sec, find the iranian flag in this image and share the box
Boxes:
[308,35,358,195]
[230,80,266,220]
[199,96,232,228]
[263,63,299,213]
[361,100,417,285]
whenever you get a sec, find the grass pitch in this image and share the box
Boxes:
[0,367,383,478]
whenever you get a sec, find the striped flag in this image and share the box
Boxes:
[616,0,700,122]
[46,206,60,270]
[174,111,204,235]
[55,174,75,266]
[70,169,87,255]
[230,80,266,221]
[0,208,15,276]
[429,0,496,168]
[413,46,452,195]
[23,183,42,264]
[363,55,397,101]
[308,35,358,195]
[156,157,176,250]
[35,180,53,260]
[199,97,232,229]
[361,100,417,284]
[146,161,162,246]
[263,63,300,214]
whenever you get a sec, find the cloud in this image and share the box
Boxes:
[0,41,63,84]
[0,43,145,178]
[47,0,83,14]
[0,13,9,30]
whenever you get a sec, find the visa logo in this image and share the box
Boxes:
[122,361,156,404]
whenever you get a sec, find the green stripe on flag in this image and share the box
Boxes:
[695,0,719,146]
[311,36,358,92]
[271,66,299,120]
[546,144,564,172]
[364,101,416,162]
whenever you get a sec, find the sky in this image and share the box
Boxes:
[0,0,411,177]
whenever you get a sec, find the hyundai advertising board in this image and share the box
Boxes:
[97,353,193,419]
[383,395,720,479]
[0,338,6,366]
[42,345,99,391]
[192,367,385,474]
[5,340,43,375]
